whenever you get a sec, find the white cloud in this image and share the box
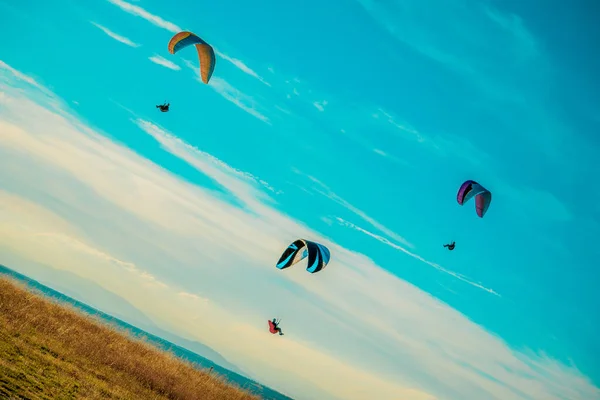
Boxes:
[134,118,278,197]
[179,291,209,303]
[183,60,270,123]
[0,60,52,97]
[106,0,181,33]
[292,169,414,249]
[375,108,427,143]
[148,55,181,71]
[274,105,292,115]
[181,58,196,71]
[90,22,140,47]
[0,193,168,294]
[355,0,541,86]
[207,76,270,124]
[320,216,334,226]
[1,60,599,400]
[335,217,499,296]
[105,0,270,89]
[215,50,271,87]
[355,0,591,165]
[313,100,328,112]
[372,148,411,168]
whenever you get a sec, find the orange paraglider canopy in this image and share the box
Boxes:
[168,31,216,84]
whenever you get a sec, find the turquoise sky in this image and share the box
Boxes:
[1,0,599,399]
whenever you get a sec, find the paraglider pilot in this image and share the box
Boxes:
[443,242,456,251]
[268,318,284,335]
[156,102,170,112]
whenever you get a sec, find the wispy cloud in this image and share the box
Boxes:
[134,118,278,197]
[335,217,500,296]
[181,59,196,72]
[372,148,411,167]
[148,55,181,71]
[105,0,270,89]
[215,50,271,87]
[2,60,599,400]
[355,0,589,165]
[370,106,572,224]
[355,0,541,87]
[182,59,270,124]
[36,232,168,289]
[313,100,328,112]
[274,105,292,115]
[106,0,181,33]
[90,22,140,47]
[0,60,52,97]
[207,76,270,124]
[178,291,209,303]
[373,108,426,143]
[292,168,414,249]
[373,108,474,164]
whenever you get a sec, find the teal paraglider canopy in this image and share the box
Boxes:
[275,239,331,273]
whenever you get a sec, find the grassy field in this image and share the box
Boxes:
[0,276,259,400]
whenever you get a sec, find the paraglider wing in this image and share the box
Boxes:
[276,239,308,270]
[168,31,216,84]
[457,180,492,218]
[276,239,331,273]
[268,320,277,334]
[475,190,492,218]
[305,241,331,273]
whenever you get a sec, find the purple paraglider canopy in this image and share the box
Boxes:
[457,180,492,218]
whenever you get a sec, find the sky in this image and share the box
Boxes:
[1,0,599,399]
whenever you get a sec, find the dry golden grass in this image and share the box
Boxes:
[0,276,259,400]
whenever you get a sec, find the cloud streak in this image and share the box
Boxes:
[215,50,271,87]
[207,76,270,124]
[313,100,328,112]
[0,60,52,97]
[106,0,181,33]
[371,105,573,225]
[106,0,270,87]
[134,118,278,196]
[355,0,598,170]
[335,217,500,296]
[373,108,427,143]
[181,60,270,124]
[149,55,181,71]
[355,0,541,91]
[1,60,599,400]
[291,169,414,249]
[90,22,140,47]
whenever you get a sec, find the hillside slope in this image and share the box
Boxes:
[0,276,259,400]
